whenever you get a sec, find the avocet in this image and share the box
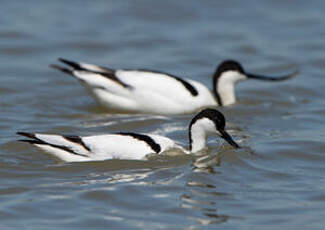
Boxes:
[51,58,297,115]
[17,108,239,162]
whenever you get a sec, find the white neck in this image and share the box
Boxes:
[216,71,246,106]
[190,123,207,153]
[189,118,216,153]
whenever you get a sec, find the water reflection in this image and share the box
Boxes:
[182,149,233,227]
[192,149,221,173]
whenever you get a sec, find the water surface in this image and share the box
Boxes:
[1,1,325,229]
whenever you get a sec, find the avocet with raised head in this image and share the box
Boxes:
[51,58,297,115]
[17,108,239,162]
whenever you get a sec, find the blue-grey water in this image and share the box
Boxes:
[1,1,325,229]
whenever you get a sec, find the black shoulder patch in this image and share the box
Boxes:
[136,69,199,96]
[117,132,161,153]
[173,75,198,96]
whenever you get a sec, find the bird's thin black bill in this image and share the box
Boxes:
[219,130,240,149]
[247,71,298,81]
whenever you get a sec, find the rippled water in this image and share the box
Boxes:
[1,1,325,229]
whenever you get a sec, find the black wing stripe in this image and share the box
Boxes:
[59,58,84,70]
[97,72,132,89]
[19,139,44,145]
[40,143,90,158]
[17,132,37,139]
[50,64,74,76]
[174,76,198,96]
[17,132,89,157]
[117,132,161,153]
[58,58,131,89]
[136,69,199,96]
[63,135,91,152]
[59,58,115,73]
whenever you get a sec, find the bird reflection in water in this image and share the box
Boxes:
[181,147,234,226]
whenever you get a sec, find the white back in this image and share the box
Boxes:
[113,70,216,114]
[83,133,181,160]
[83,134,155,160]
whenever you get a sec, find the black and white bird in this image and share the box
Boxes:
[51,58,297,115]
[17,108,239,162]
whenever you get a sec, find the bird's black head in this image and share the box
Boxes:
[189,108,240,150]
[212,59,298,106]
[212,60,245,106]
[213,60,245,80]
[190,108,226,131]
